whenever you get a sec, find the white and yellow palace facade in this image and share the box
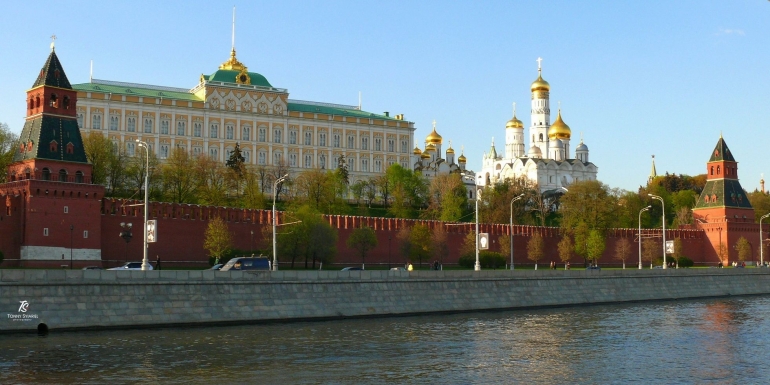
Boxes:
[73,49,415,183]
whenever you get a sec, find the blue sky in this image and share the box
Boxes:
[1,1,768,192]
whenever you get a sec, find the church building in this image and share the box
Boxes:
[477,59,598,192]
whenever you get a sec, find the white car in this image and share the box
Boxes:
[107,262,153,270]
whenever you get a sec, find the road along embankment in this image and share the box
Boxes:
[2,268,769,332]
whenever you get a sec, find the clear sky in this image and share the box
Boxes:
[1,1,768,192]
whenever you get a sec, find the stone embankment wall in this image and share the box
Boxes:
[3,269,769,332]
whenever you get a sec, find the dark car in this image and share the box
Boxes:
[107,262,153,271]
[341,267,363,271]
[219,257,271,271]
[586,265,601,271]
[208,263,223,271]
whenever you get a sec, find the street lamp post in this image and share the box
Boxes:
[70,225,74,269]
[388,235,392,269]
[120,222,133,264]
[509,194,525,270]
[638,205,651,269]
[461,173,481,271]
[648,194,666,269]
[761,213,770,266]
[272,174,288,271]
[136,139,151,271]
[250,230,254,255]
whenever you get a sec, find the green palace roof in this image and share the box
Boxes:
[72,80,201,102]
[203,69,272,88]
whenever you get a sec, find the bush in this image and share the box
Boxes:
[458,253,475,268]
[480,251,506,269]
[677,256,694,268]
[458,251,506,269]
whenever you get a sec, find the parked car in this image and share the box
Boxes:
[586,265,601,270]
[341,267,363,271]
[81,266,103,270]
[390,267,406,271]
[208,264,223,270]
[219,257,271,271]
[107,262,153,270]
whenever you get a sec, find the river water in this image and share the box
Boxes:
[2,296,770,384]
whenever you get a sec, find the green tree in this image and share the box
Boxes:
[735,236,752,262]
[277,205,315,268]
[431,225,449,268]
[350,179,367,206]
[573,222,590,262]
[672,237,684,268]
[409,223,432,268]
[586,230,606,266]
[423,174,467,221]
[346,226,378,269]
[195,155,228,206]
[748,190,770,223]
[203,217,232,264]
[527,231,545,270]
[396,226,412,266]
[160,147,198,203]
[242,166,267,209]
[293,168,347,214]
[0,122,18,183]
[560,180,618,231]
[81,132,112,186]
[642,238,659,268]
[558,235,573,269]
[335,154,349,186]
[306,218,337,269]
[225,142,246,175]
[614,238,632,269]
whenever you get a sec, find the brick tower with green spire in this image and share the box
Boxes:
[0,42,104,267]
[693,135,757,266]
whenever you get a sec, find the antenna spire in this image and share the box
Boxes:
[90,60,93,82]
[231,6,236,51]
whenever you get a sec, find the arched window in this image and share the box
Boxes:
[42,168,51,180]
[717,166,721,175]
[63,96,70,110]
[50,140,58,153]
[36,96,41,108]
[29,99,34,111]
[59,169,67,182]
[50,93,58,108]
[710,166,713,176]
[177,121,186,136]
[242,125,250,141]
[75,171,83,183]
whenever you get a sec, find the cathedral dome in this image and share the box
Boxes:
[421,152,431,159]
[530,74,550,92]
[548,110,571,140]
[425,143,436,152]
[413,146,422,155]
[528,145,542,158]
[458,153,467,163]
[446,146,455,154]
[426,127,443,144]
[506,115,524,129]
[576,142,588,152]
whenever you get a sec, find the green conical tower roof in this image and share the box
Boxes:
[694,136,750,210]
[32,48,72,89]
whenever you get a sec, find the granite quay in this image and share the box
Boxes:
[2,268,770,333]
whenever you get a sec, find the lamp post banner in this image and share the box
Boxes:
[665,240,673,255]
[479,233,489,250]
[147,220,157,243]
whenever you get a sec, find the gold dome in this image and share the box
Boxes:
[413,146,422,155]
[425,143,436,152]
[506,115,524,129]
[421,152,431,159]
[548,110,571,140]
[426,127,443,144]
[446,147,455,154]
[458,153,467,163]
[531,74,550,92]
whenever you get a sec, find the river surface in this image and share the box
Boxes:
[2,296,770,384]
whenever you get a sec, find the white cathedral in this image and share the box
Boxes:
[478,59,598,192]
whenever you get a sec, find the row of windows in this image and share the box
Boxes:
[81,114,409,152]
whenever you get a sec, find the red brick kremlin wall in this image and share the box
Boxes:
[97,199,710,269]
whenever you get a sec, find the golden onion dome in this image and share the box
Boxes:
[413,146,422,155]
[531,74,550,92]
[548,110,571,140]
[421,152,431,159]
[446,146,455,154]
[506,115,524,129]
[458,153,467,163]
[426,127,443,144]
[425,143,436,152]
